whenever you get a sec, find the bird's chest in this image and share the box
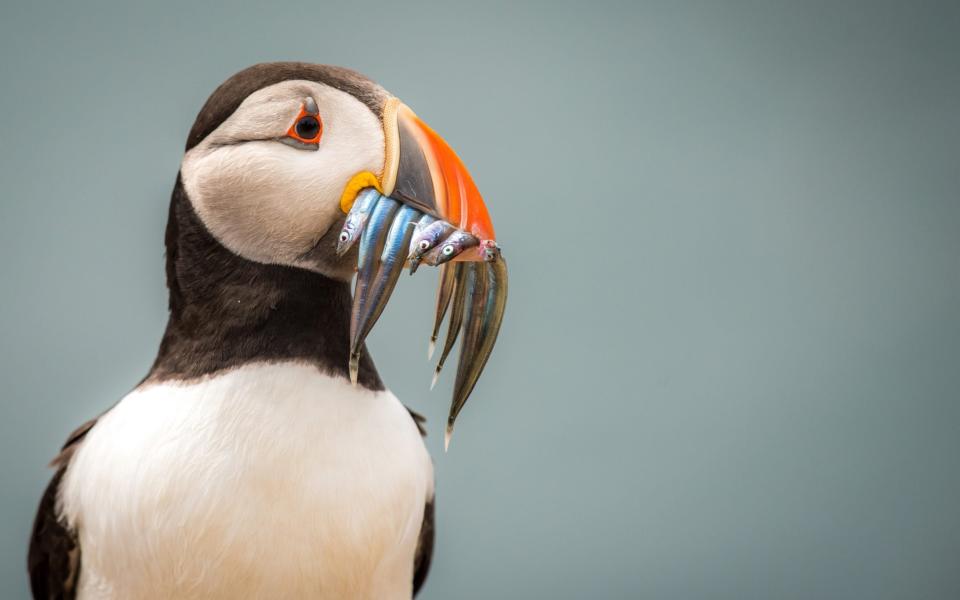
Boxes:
[60,362,433,600]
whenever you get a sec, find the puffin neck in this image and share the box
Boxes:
[147,177,384,390]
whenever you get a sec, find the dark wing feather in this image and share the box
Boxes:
[28,419,97,600]
[404,406,435,597]
[413,497,435,597]
[406,406,428,437]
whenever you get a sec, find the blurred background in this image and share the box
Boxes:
[2,1,959,598]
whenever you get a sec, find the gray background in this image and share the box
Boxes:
[2,1,959,598]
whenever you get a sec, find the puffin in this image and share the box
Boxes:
[27,62,507,600]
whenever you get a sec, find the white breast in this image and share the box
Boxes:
[59,361,434,600]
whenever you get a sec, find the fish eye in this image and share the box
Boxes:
[339,232,350,242]
[442,245,455,255]
[419,240,431,251]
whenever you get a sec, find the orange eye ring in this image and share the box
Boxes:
[287,102,322,144]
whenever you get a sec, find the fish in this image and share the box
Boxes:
[408,219,455,273]
[409,215,437,256]
[348,194,399,384]
[336,187,380,256]
[431,262,469,388]
[422,229,480,266]
[480,239,501,262]
[350,204,421,362]
[428,262,457,360]
[446,258,508,449]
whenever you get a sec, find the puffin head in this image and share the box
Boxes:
[181,62,495,280]
[171,63,506,445]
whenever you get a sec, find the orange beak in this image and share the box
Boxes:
[379,99,496,258]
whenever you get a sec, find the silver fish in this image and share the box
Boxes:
[422,229,480,267]
[350,205,421,366]
[348,194,399,384]
[409,220,455,273]
[481,239,501,262]
[431,262,469,388]
[409,215,437,256]
[446,257,508,449]
[336,187,380,256]
[428,262,457,360]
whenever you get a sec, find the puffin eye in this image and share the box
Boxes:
[285,100,323,146]
[295,116,320,141]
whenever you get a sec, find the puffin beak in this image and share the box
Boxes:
[337,98,507,449]
[380,101,496,253]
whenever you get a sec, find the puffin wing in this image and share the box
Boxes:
[404,406,435,597]
[28,418,96,600]
[413,497,435,597]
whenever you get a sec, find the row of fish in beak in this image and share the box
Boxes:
[337,188,508,448]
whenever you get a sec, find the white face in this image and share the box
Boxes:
[181,80,385,278]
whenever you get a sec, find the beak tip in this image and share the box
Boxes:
[444,426,453,452]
